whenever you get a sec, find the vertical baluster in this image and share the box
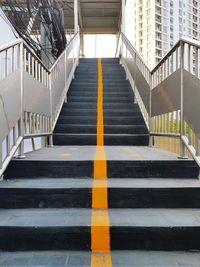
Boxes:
[188,44,191,72]
[188,126,192,145]
[6,135,10,156]
[12,47,15,72]
[195,47,199,78]
[0,140,2,169]
[171,112,174,134]
[5,49,8,77]
[195,135,200,157]
[13,125,16,145]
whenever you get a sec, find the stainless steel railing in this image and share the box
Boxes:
[0,32,80,177]
[117,33,200,167]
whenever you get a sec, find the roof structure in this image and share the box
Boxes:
[0,0,122,34]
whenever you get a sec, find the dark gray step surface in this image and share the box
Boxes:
[54,124,148,134]
[63,102,139,109]
[1,178,200,209]
[67,92,133,97]
[67,96,134,103]
[0,208,200,250]
[60,108,140,117]
[57,116,144,125]
[53,133,149,146]
[5,158,198,179]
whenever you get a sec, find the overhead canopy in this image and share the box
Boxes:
[64,0,122,34]
[1,0,122,34]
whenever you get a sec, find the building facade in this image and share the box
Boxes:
[126,0,200,68]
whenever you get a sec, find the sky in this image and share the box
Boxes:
[84,34,117,58]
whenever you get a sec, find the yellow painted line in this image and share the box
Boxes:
[92,180,108,209]
[94,147,107,179]
[59,153,72,157]
[69,147,79,151]
[91,253,112,267]
[96,58,104,146]
[128,153,140,157]
[91,58,112,266]
[91,210,110,252]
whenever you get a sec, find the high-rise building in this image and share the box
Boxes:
[126,0,200,68]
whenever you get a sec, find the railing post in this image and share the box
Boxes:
[48,73,53,147]
[18,42,25,159]
[72,37,75,79]
[0,137,2,170]
[149,73,153,147]
[179,41,187,158]
[64,50,67,103]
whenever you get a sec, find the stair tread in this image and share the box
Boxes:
[0,250,199,267]
[1,208,200,227]
[1,178,200,189]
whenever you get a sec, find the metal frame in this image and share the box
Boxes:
[117,33,200,167]
[0,32,80,177]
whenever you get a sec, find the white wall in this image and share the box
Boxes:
[0,8,17,45]
[0,8,42,155]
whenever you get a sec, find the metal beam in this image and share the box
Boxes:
[74,0,79,33]
[121,0,125,33]
[78,0,83,30]
[83,27,118,34]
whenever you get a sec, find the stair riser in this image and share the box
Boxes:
[110,227,200,250]
[0,189,91,208]
[0,228,90,251]
[5,161,198,179]
[4,161,94,179]
[108,161,199,179]
[104,135,149,146]
[57,117,144,125]
[1,188,200,209]
[67,97,134,103]
[54,125,147,134]
[0,227,200,251]
[60,110,140,116]
[67,92,133,97]
[53,135,149,146]
[54,125,97,134]
[63,102,138,111]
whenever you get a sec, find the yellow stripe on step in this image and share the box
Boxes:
[96,57,104,146]
[91,58,112,266]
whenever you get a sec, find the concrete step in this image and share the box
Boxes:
[1,178,200,209]
[5,156,198,179]
[69,84,132,91]
[53,133,149,146]
[54,124,148,134]
[67,91,133,97]
[67,96,134,103]
[0,208,200,250]
[60,108,140,117]
[0,250,199,267]
[57,115,144,125]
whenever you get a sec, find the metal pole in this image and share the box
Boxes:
[74,0,78,34]
[18,42,25,158]
[121,0,125,34]
[80,31,84,57]
[48,73,53,147]
[179,41,186,158]
[149,74,153,147]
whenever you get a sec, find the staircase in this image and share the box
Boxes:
[54,58,149,146]
[1,58,200,266]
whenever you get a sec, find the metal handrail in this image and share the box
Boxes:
[117,32,200,167]
[0,31,80,177]
[118,33,200,76]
